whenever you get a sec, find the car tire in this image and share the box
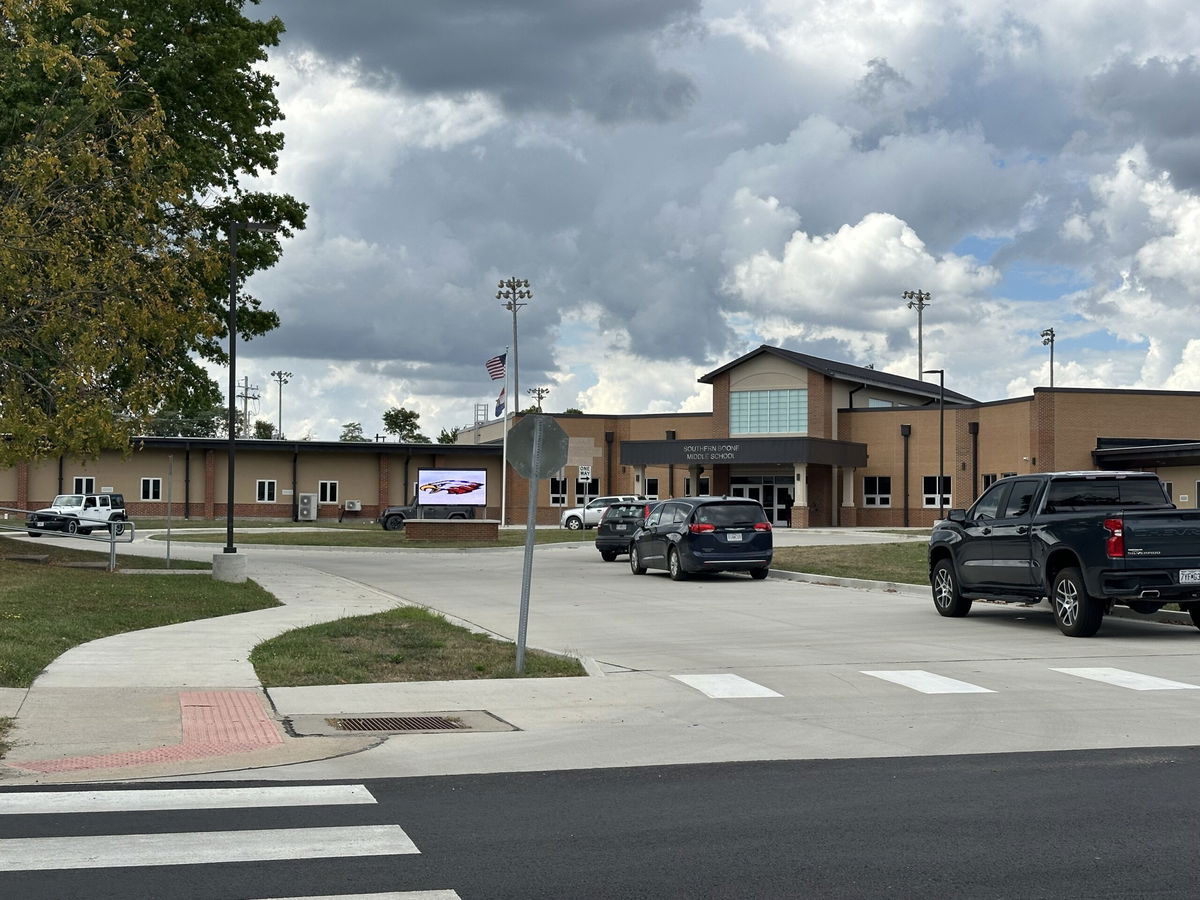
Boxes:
[667,547,687,581]
[600,550,618,562]
[630,544,647,575]
[565,516,582,531]
[449,513,466,520]
[1051,566,1103,637]
[931,558,972,617]
[79,528,93,535]
[750,566,769,580]
[383,514,405,531]
[65,518,79,535]
[110,521,126,536]
[27,532,40,538]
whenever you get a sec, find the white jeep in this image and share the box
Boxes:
[26,493,128,536]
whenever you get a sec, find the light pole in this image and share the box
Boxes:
[497,277,531,403]
[924,368,945,519]
[527,386,549,412]
[225,220,278,556]
[1041,327,1056,388]
[903,290,932,379]
[270,370,292,439]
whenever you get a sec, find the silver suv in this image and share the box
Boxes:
[560,494,647,530]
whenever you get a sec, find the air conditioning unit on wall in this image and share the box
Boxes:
[344,500,362,511]
[297,493,317,521]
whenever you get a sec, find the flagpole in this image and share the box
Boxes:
[501,346,510,526]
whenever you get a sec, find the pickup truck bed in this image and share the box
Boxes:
[928,471,1200,636]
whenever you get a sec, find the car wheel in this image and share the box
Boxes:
[27,532,40,538]
[600,550,618,562]
[65,518,79,535]
[931,558,972,617]
[668,548,687,581]
[565,516,582,531]
[630,544,647,575]
[750,566,769,580]
[383,514,405,531]
[110,521,126,536]
[1052,566,1103,637]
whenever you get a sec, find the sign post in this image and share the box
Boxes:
[506,415,569,673]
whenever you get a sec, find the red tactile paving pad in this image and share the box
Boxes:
[15,690,284,774]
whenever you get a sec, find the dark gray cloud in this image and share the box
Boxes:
[257,0,702,122]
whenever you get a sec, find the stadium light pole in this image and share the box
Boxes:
[225,221,278,555]
[924,368,946,519]
[1041,327,1056,388]
[903,290,932,379]
[270,370,292,439]
[497,277,532,404]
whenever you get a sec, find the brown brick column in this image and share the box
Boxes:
[16,462,29,510]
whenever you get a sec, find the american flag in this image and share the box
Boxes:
[485,353,506,381]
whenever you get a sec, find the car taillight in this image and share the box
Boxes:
[1104,517,1125,558]
[754,522,772,532]
[689,523,716,533]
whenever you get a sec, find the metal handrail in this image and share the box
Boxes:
[0,505,136,572]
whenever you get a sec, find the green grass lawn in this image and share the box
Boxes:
[771,541,928,584]
[251,605,585,686]
[153,527,590,549]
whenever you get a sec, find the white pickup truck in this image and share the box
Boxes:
[26,493,128,536]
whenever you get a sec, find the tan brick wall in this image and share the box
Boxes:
[1040,390,1200,471]
[807,370,832,438]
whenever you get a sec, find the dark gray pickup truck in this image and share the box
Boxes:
[928,471,1200,637]
[378,496,475,530]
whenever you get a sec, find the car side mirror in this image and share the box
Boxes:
[947,509,968,523]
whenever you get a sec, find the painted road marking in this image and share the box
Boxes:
[0,784,376,816]
[0,825,419,872]
[261,894,462,899]
[1051,667,1200,691]
[861,670,995,694]
[672,674,783,698]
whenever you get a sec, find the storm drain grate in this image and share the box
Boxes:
[327,715,467,733]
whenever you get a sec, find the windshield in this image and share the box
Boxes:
[51,495,83,507]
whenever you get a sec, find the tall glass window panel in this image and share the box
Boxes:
[730,389,808,434]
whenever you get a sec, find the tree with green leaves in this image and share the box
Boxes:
[0,0,305,464]
[382,407,430,443]
[436,427,460,444]
[252,420,276,439]
[339,422,369,442]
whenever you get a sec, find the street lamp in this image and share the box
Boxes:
[270,370,292,439]
[225,220,278,557]
[496,277,532,403]
[903,290,932,379]
[924,368,946,519]
[1041,327,1056,388]
[527,386,549,412]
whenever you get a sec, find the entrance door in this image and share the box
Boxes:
[731,485,762,504]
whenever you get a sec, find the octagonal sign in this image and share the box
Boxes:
[507,415,569,479]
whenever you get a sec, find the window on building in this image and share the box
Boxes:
[867,398,894,408]
[863,476,891,507]
[1162,482,1173,504]
[140,478,162,501]
[574,478,599,506]
[730,389,808,434]
[922,475,952,507]
[1001,471,1017,478]
[645,477,660,500]
[684,476,711,495]
[550,476,567,505]
[981,473,998,491]
[318,480,338,503]
[257,480,277,503]
[73,476,95,494]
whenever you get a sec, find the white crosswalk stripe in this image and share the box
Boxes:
[1051,667,1200,691]
[672,673,783,698]
[0,784,376,815]
[861,670,996,694]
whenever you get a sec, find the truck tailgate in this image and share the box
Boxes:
[1121,511,1200,564]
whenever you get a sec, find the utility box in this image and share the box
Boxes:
[343,499,362,511]
[297,493,317,521]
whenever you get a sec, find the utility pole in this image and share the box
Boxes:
[1041,328,1056,387]
[527,386,550,412]
[236,375,259,438]
[270,370,292,438]
[903,290,932,379]
[496,277,532,403]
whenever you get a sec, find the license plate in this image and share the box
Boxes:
[615,524,626,531]
[1181,570,1200,584]
[725,532,743,542]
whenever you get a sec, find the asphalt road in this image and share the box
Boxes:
[3,748,1199,899]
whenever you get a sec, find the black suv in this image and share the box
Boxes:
[629,497,772,580]
[595,501,654,561]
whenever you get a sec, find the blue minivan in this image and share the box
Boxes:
[629,497,772,580]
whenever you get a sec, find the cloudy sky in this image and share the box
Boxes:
[232,0,1200,441]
